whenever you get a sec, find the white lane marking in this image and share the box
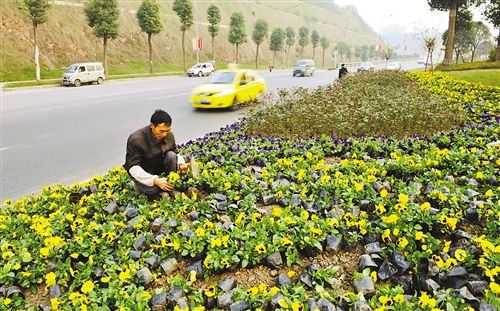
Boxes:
[90,90,156,98]
[149,93,190,100]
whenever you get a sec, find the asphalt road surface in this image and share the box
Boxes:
[1,61,421,201]
[1,69,338,201]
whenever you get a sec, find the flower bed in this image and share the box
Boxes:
[1,72,499,310]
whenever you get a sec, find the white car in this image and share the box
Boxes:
[357,62,375,72]
[417,57,426,65]
[187,63,215,77]
[386,62,402,70]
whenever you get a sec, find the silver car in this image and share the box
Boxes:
[187,63,215,77]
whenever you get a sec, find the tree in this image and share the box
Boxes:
[252,19,268,69]
[320,36,330,68]
[298,26,309,56]
[285,27,295,66]
[173,0,193,71]
[84,0,119,76]
[345,46,353,61]
[442,7,472,63]
[368,45,377,59]
[336,41,349,62]
[228,12,247,64]
[311,30,320,60]
[424,35,437,71]
[269,27,285,67]
[354,46,362,61]
[478,0,499,60]
[137,0,163,75]
[207,5,221,60]
[360,45,369,61]
[427,0,478,66]
[443,28,471,63]
[18,0,50,81]
[469,21,491,61]
[382,45,393,65]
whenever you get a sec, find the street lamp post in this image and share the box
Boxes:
[194,0,199,63]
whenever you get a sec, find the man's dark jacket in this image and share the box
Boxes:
[123,126,177,176]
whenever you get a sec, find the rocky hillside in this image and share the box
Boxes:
[1,0,379,80]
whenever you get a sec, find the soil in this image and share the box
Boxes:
[155,244,363,295]
[459,221,483,237]
[23,284,49,309]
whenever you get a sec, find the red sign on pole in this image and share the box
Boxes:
[197,37,203,51]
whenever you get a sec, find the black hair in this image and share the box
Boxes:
[150,109,172,126]
[341,64,345,67]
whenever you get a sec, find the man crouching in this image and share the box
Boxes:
[124,109,188,199]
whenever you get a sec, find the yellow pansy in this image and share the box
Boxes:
[420,202,431,212]
[46,272,56,287]
[381,214,398,224]
[380,189,388,198]
[81,280,95,294]
[255,243,266,254]
[119,269,131,283]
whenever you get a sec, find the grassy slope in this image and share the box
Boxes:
[0,0,378,82]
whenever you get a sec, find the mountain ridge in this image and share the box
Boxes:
[1,0,379,80]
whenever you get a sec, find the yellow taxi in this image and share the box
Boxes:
[190,69,266,110]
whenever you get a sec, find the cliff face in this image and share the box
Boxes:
[1,0,378,79]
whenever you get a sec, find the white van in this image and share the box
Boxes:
[62,62,105,87]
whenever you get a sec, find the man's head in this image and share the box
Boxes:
[341,64,345,67]
[150,110,172,141]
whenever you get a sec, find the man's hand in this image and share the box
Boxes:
[179,163,189,175]
[153,177,174,192]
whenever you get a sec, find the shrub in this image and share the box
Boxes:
[435,60,500,71]
[244,71,464,139]
[488,48,496,62]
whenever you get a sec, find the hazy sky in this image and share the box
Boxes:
[334,0,484,33]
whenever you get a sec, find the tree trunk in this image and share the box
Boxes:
[148,33,153,75]
[273,51,276,67]
[443,0,457,66]
[286,45,290,67]
[103,37,108,77]
[470,46,476,62]
[312,47,315,60]
[255,44,259,69]
[236,44,239,64]
[496,28,500,61]
[211,35,215,60]
[181,31,186,71]
[33,23,40,81]
[322,49,325,68]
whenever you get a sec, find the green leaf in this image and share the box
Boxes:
[313,241,323,251]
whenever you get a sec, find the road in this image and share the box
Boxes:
[1,70,337,201]
[1,61,420,201]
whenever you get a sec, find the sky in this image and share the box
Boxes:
[333,0,491,34]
